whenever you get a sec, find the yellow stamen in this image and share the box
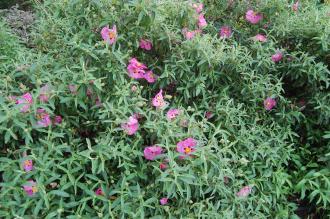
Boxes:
[24,160,31,166]
[184,147,191,154]
[109,31,115,39]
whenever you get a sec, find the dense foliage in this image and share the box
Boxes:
[0,0,329,218]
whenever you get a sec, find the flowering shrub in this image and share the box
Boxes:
[0,0,329,218]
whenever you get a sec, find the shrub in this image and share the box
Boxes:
[0,0,329,218]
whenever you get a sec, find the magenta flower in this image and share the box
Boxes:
[245,10,263,24]
[127,58,147,79]
[95,97,102,107]
[68,84,77,94]
[143,70,157,83]
[139,39,152,51]
[253,34,267,42]
[36,108,52,127]
[219,26,232,38]
[16,93,33,113]
[152,89,165,109]
[131,85,138,93]
[23,180,38,196]
[121,115,139,135]
[143,146,163,160]
[53,115,62,125]
[86,88,93,98]
[182,28,197,40]
[192,3,203,14]
[160,158,169,170]
[159,162,167,170]
[264,97,276,110]
[166,109,181,120]
[177,138,197,156]
[197,14,207,28]
[22,159,33,172]
[224,176,229,185]
[95,187,104,196]
[39,84,51,103]
[101,25,117,45]
[179,119,189,127]
[271,51,283,63]
[292,1,299,12]
[236,185,253,197]
[160,197,168,205]
[205,111,213,119]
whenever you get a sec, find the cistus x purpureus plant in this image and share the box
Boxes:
[0,0,329,218]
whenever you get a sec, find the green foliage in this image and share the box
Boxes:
[0,0,329,218]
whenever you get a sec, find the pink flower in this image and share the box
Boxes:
[127,58,147,79]
[292,1,299,12]
[166,109,180,120]
[245,10,263,24]
[179,119,189,127]
[16,93,33,113]
[139,39,152,51]
[23,180,38,196]
[219,26,232,38]
[160,158,169,170]
[271,51,283,63]
[95,97,102,107]
[68,84,77,94]
[236,185,253,197]
[39,84,51,103]
[86,88,93,98]
[95,187,104,196]
[224,176,229,184]
[160,162,167,170]
[176,138,197,156]
[182,28,197,40]
[253,34,267,42]
[152,89,165,109]
[143,70,157,83]
[192,3,203,14]
[160,197,168,205]
[263,22,270,29]
[54,116,62,125]
[197,14,207,28]
[101,25,117,45]
[205,111,213,119]
[121,116,139,135]
[23,159,33,172]
[143,146,163,160]
[264,97,276,110]
[131,85,138,92]
[36,108,52,127]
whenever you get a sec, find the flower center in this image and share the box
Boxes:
[24,160,31,166]
[109,31,115,39]
[184,147,191,154]
[32,186,38,193]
